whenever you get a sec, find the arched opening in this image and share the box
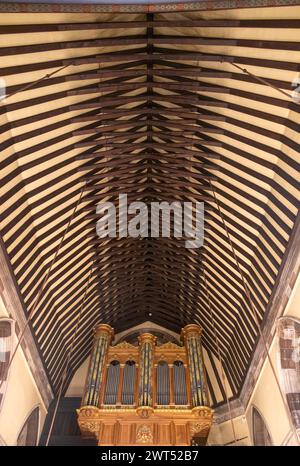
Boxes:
[17,406,40,446]
[252,406,272,446]
[121,360,136,405]
[277,317,300,439]
[173,360,187,405]
[104,360,120,405]
[156,361,169,405]
[0,319,14,411]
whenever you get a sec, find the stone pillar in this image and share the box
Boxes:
[181,324,208,408]
[81,323,114,407]
[136,333,157,417]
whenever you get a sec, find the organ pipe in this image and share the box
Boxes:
[137,333,157,414]
[181,324,208,408]
[81,324,114,407]
[121,361,136,405]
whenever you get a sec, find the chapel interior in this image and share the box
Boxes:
[0,0,300,447]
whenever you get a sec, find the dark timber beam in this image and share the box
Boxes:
[68,83,229,95]
[1,19,299,34]
[64,53,234,65]
[65,69,232,80]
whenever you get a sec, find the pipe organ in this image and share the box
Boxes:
[77,324,213,446]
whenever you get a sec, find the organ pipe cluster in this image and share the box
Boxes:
[81,323,209,411]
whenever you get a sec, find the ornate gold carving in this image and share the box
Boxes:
[189,407,214,438]
[190,422,208,437]
[77,405,212,444]
[99,407,136,412]
[192,406,213,419]
[136,406,154,418]
[136,425,153,444]
[77,406,101,438]
[94,323,114,341]
[113,341,136,349]
[78,406,100,418]
[138,333,157,345]
[158,341,181,350]
[79,420,101,435]
[180,324,202,342]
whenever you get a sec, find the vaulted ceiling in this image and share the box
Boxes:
[0,3,299,405]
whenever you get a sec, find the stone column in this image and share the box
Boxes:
[136,332,157,417]
[81,323,114,407]
[181,324,208,408]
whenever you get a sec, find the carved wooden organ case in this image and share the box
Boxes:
[77,324,213,446]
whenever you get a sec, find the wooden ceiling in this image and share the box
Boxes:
[0,4,299,403]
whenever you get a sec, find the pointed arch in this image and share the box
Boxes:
[16,406,40,446]
[0,318,15,412]
[252,406,272,446]
[277,316,300,440]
